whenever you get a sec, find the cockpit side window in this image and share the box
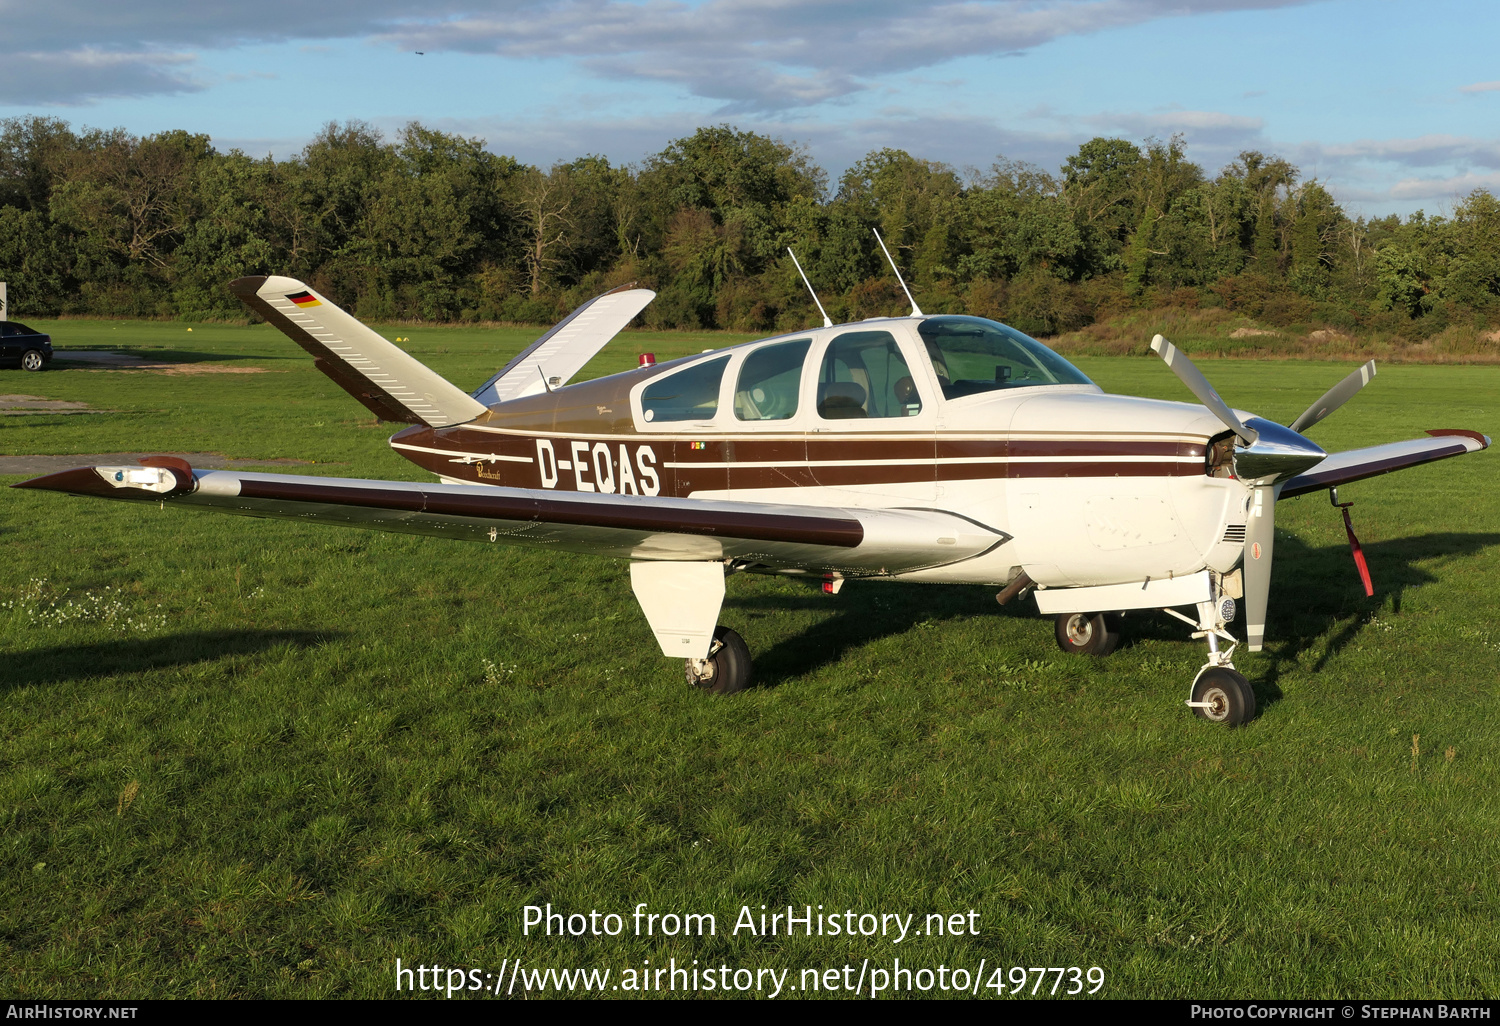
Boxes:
[917,316,1093,399]
[735,338,810,421]
[640,355,730,422]
[817,330,922,420]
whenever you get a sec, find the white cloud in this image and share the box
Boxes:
[4,0,1319,107]
[1458,80,1500,94]
[377,0,1318,112]
[0,50,203,105]
[1312,134,1500,170]
[1389,170,1500,201]
[1086,108,1266,143]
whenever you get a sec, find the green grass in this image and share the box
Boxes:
[1,320,1498,999]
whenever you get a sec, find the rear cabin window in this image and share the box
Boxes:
[641,355,730,422]
[735,338,810,421]
[817,330,922,420]
[917,316,1092,399]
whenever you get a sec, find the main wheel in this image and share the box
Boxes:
[21,349,44,372]
[1054,612,1120,656]
[1190,667,1255,726]
[685,625,752,695]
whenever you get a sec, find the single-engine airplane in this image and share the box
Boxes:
[15,254,1490,726]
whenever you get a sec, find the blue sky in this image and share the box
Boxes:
[2,0,1497,216]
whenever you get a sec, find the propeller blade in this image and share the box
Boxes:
[1289,360,1376,434]
[1243,484,1276,651]
[1150,335,1258,446]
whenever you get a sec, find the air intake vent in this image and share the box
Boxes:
[1222,524,1247,544]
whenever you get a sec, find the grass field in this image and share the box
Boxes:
[2,318,1498,999]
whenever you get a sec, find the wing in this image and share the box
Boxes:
[13,463,1008,575]
[230,275,488,428]
[472,283,655,406]
[1279,429,1490,498]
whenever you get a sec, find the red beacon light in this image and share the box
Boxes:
[639,353,656,367]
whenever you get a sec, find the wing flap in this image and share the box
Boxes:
[230,275,488,427]
[1280,429,1490,498]
[14,465,1007,575]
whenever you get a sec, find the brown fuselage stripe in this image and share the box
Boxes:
[395,425,1207,493]
[234,479,865,547]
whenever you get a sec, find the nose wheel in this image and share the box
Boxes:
[1054,612,1121,656]
[1188,666,1256,726]
[685,625,752,695]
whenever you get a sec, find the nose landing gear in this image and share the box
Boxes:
[1165,584,1256,727]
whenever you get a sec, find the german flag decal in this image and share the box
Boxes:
[287,291,321,308]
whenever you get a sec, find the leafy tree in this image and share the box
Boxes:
[3,115,1498,332]
[1061,137,1142,274]
[837,148,960,273]
[0,115,76,212]
[51,128,212,269]
[958,159,1080,283]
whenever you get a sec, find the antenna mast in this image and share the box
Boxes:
[872,229,924,317]
[787,248,832,328]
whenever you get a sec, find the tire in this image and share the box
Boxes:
[1054,612,1120,656]
[686,625,752,695]
[21,350,44,372]
[1191,667,1255,727]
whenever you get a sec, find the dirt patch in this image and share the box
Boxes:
[0,394,94,416]
[150,365,269,375]
[0,452,316,476]
[51,350,268,373]
[1308,329,1353,343]
[1229,327,1278,339]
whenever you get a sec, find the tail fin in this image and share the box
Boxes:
[230,275,487,427]
[472,283,655,406]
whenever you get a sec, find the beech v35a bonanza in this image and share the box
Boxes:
[16,271,1489,726]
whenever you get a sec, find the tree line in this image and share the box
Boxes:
[1,116,1497,337]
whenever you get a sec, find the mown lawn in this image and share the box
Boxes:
[1,318,1497,999]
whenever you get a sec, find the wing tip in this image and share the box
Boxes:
[11,466,113,495]
[228,275,270,298]
[1425,428,1490,449]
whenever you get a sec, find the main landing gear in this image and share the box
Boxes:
[1053,612,1122,656]
[684,625,752,695]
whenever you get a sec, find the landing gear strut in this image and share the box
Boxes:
[1165,580,1256,727]
[1053,612,1121,656]
[685,625,752,695]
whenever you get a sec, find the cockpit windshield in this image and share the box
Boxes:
[917,316,1093,399]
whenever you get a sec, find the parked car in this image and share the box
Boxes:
[0,321,52,370]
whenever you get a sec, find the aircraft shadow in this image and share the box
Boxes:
[3,629,337,691]
[732,531,1500,698]
[730,582,997,687]
[1113,531,1500,709]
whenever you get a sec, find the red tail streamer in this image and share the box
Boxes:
[1340,505,1375,597]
